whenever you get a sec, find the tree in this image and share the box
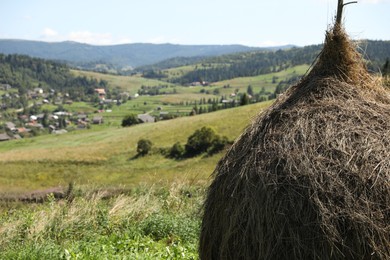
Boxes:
[185,126,218,156]
[137,139,153,156]
[122,114,140,127]
[247,85,254,96]
[383,58,390,76]
[169,142,184,159]
[240,93,250,106]
[207,135,229,155]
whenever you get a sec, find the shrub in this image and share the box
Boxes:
[121,114,140,127]
[207,135,229,155]
[185,127,218,156]
[141,213,199,243]
[137,139,153,156]
[169,142,184,159]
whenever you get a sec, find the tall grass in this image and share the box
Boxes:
[0,181,203,259]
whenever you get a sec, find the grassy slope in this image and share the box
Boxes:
[71,70,171,95]
[0,101,272,194]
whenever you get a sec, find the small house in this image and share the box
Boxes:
[138,114,155,123]
[0,133,11,142]
[94,89,106,100]
[5,122,16,131]
[93,116,104,124]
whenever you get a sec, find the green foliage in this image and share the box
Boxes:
[121,114,140,127]
[0,54,107,102]
[247,85,254,96]
[141,213,199,242]
[207,135,230,155]
[0,183,203,259]
[137,139,153,156]
[185,127,217,156]
[240,93,250,106]
[383,58,390,76]
[184,126,229,157]
[169,142,185,159]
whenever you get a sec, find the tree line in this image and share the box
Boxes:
[140,40,390,85]
[0,54,108,101]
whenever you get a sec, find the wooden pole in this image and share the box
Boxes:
[336,0,358,26]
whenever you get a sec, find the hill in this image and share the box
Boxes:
[0,101,272,194]
[139,40,390,84]
[0,39,286,70]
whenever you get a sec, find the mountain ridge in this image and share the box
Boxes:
[0,39,294,70]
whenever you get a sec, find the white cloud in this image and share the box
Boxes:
[42,28,58,37]
[68,31,113,45]
[256,40,289,47]
[117,38,133,44]
[147,36,182,45]
[40,28,60,41]
[38,29,133,45]
[148,36,167,44]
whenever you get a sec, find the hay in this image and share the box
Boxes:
[199,23,390,259]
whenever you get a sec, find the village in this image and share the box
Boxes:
[0,84,156,142]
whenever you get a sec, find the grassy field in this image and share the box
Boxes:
[66,65,307,127]
[213,64,309,94]
[0,181,203,259]
[71,70,172,95]
[0,64,303,259]
[0,100,272,259]
[0,101,272,194]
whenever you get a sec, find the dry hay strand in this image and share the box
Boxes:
[199,24,390,260]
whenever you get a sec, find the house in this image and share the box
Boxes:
[190,82,202,87]
[5,122,16,131]
[77,114,88,121]
[34,88,43,94]
[19,115,29,122]
[16,127,30,134]
[0,133,11,142]
[52,129,68,135]
[94,88,106,100]
[92,116,104,124]
[0,84,12,90]
[138,114,155,123]
[13,134,22,140]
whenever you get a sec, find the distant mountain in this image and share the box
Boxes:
[138,40,390,85]
[0,39,293,70]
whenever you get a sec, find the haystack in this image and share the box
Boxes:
[199,3,390,259]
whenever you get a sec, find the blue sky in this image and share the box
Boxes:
[1,0,389,47]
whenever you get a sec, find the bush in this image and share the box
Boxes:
[185,127,218,156]
[141,213,199,243]
[169,142,184,159]
[121,114,140,127]
[137,139,153,156]
[207,135,230,155]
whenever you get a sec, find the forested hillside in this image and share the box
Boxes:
[140,40,390,85]
[0,40,267,70]
[0,54,107,101]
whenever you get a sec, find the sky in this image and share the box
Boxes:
[0,0,389,47]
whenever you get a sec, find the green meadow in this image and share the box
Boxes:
[0,100,271,259]
[0,64,301,259]
[0,101,272,194]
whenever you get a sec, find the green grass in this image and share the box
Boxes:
[213,64,309,94]
[0,101,272,194]
[0,182,203,259]
[71,70,174,95]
